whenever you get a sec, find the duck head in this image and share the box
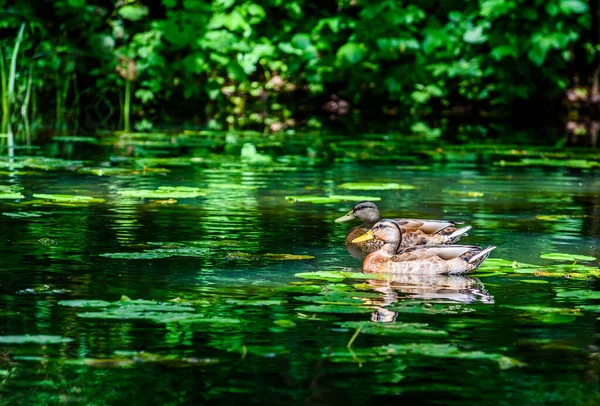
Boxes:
[334,201,380,226]
[351,219,402,251]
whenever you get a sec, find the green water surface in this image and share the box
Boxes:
[0,133,599,405]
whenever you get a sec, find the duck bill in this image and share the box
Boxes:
[352,231,374,243]
[334,211,356,223]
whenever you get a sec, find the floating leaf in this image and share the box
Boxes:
[58,300,113,308]
[0,335,74,344]
[296,305,375,314]
[556,290,600,300]
[264,253,314,260]
[338,183,415,190]
[328,195,382,202]
[101,244,210,259]
[117,187,205,199]
[285,196,342,204]
[225,299,286,306]
[519,280,550,284]
[295,271,379,282]
[337,321,448,337]
[274,319,297,328]
[447,190,484,197]
[3,212,44,218]
[540,253,596,261]
[38,238,58,247]
[32,194,105,203]
[382,343,524,370]
[0,192,24,199]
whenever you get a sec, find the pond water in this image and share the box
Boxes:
[0,134,599,405]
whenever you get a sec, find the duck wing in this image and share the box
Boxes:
[393,245,483,261]
[393,219,464,234]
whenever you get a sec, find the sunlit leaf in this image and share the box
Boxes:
[295,271,379,282]
[337,321,448,337]
[0,335,74,344]
[32,194,105,203]
[540,253,596,261]
[338,183,415,190]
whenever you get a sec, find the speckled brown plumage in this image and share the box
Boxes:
[357,220,496,275]
[335,202,471,258]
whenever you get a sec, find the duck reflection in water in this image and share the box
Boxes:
[362,274,494,323]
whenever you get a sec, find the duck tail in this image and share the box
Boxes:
[446,225,472,243]
[468,245,496,265]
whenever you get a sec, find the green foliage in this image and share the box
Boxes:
[0,0,593,133]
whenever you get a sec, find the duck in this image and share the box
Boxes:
[335,201,471,255]
[352,219,495,275]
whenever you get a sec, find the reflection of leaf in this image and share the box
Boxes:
[541,253,596,261]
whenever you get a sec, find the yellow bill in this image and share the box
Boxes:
[334,211,356,223]
[352,230,374,243]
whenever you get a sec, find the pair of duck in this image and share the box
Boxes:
[335,201,495,275]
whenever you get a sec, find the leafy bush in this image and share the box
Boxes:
[0,0,593,134]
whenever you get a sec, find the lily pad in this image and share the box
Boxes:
[101,244,210,259]
[0,192,24,199]
[540,253,597,261]
[295,271,379,282]
[381,343,524,370]
[296,304,375,314]
[328,195,382,202]
[285,196,342,204]
[263,253,314,260]
[3,212,44,218]
[58,300,114,308]
[556,290,600,300]
[337,321,448,337]
[274,319,297,328]
[338,182,415,190]
[32,194,105,203]
[447,190,485,197]
[117,187,205,199]
[0,335,74,344]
